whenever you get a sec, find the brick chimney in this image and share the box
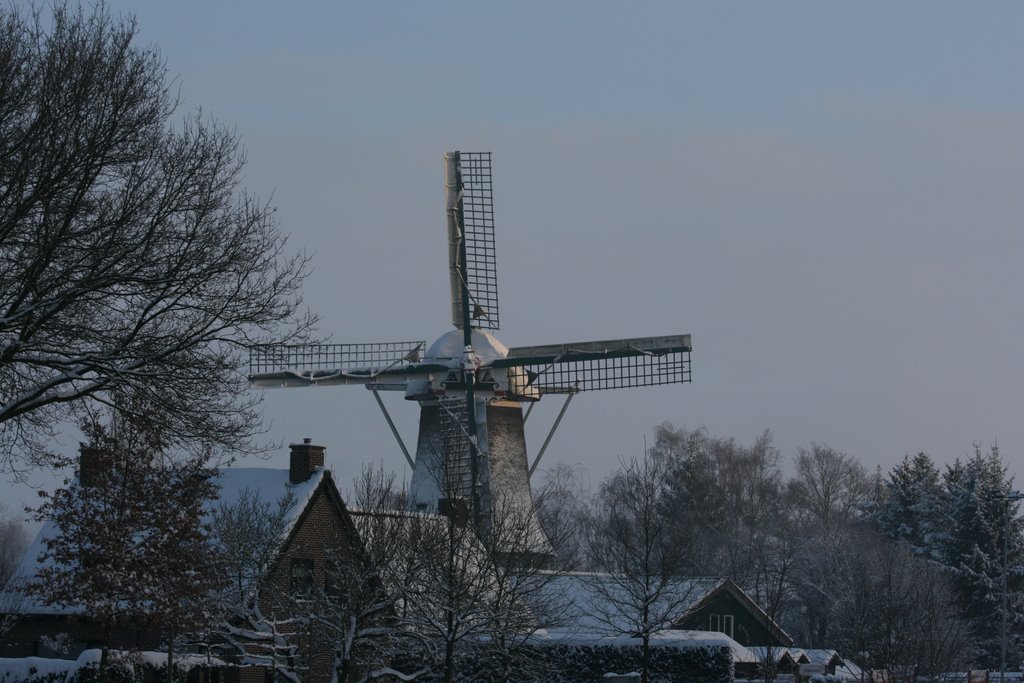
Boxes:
[78,444,110,487]
[289,438,325,484]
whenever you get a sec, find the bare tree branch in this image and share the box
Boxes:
[0,3,316,472]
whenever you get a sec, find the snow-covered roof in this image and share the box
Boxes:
[7,514,84,615]
[425,328,509,365]
[801,648,842,666]
[748,645,799,664]
[213,466,326,533]
[533,572,722,636]
[835,657,864,681]
[347,507,457,550]
[747,646,848,670]
[347,507,492,573]
[5,466,328,616]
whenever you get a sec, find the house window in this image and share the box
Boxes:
[709,614,720,632]
[290,558,314,596]
[723,614,734,638]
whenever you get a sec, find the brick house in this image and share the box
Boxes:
[0,439,369,683]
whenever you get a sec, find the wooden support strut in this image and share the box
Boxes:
[528,385,578,478]
[370,387,415,470]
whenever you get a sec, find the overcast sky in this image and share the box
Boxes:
[6,1,1024,519]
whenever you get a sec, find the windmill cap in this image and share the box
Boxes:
[425,328,508,365]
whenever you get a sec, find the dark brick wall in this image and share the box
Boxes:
[258,476,360,683]
[223,666,271,683]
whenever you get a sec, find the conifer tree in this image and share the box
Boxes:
[942,445,1024,667]
[872,452,946,559]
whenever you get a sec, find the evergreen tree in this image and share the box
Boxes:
[941,444,1024,667]
[872,452,946,559]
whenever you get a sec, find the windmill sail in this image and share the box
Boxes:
[445,151,499,331]
[496,334,692,394]
[248,341,440,388]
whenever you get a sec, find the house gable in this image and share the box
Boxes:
[259,470,367,613]
[674,580,793,648]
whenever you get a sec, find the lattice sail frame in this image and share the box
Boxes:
[496,334,692,394]
[249,341,428,381]
[447,151,499,331]
[508,351,690,394]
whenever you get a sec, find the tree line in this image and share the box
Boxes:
[534,422,1024,679]
[11,419,1019,682]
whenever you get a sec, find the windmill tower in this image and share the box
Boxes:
[249,151,692,559]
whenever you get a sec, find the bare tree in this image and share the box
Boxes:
[0,3,314,473]
[353,444,562,683]
[0,504,29,586]
[903,556,971,680]
[652,425,785,581]
[311,466,403,681]
[710,431,784,580]
[209,486,301,679]
[352,505,439,682]
[475,491,564,683]
[746,511,798,683]
[789,444,872,532]
[586,449,698,683]
[650,424,722,574]
[0,576,26,645]
[399,455,498,683]
[828,530,970,680]
[533,463,591,570]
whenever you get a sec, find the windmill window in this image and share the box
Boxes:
[290,558,314,597]
[723,614,734,638]
[709,614,720,632]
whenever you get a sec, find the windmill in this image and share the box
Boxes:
[249,151,691,558]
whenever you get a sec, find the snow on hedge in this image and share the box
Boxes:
[0,649,228,682]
